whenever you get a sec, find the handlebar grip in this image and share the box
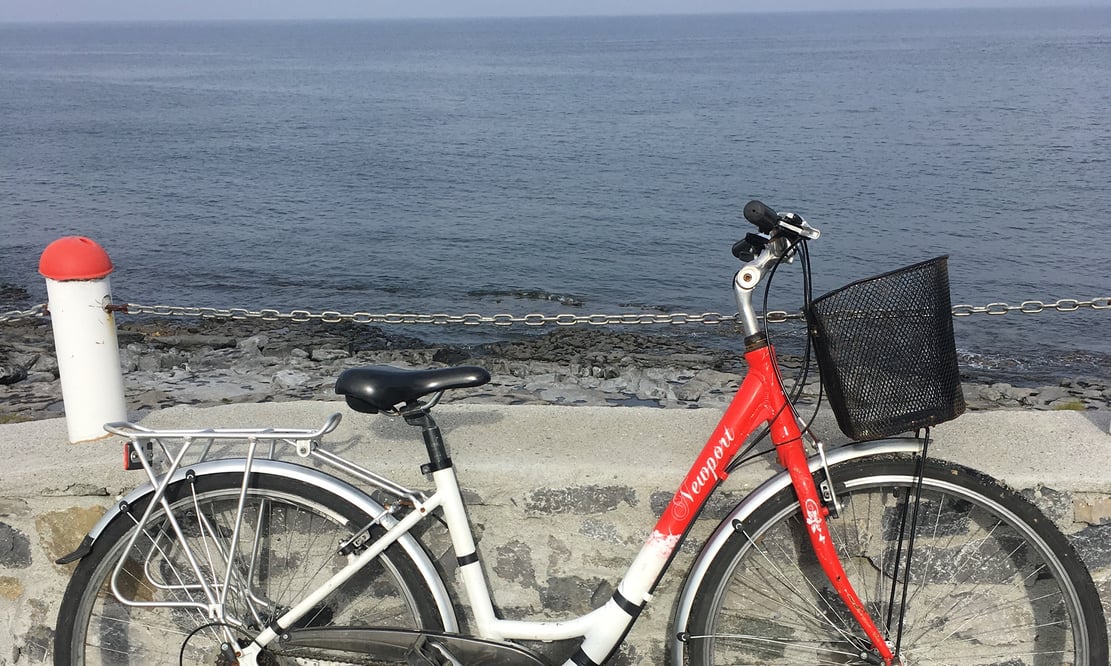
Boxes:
[743,200,779,233]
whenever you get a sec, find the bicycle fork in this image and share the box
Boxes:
[754,344,897,665]
[773,419,896,665]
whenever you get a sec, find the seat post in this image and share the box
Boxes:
[403,408,452,473]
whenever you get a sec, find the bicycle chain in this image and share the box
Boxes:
[1,297,1107,327]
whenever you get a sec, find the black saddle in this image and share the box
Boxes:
[335,365,491,414]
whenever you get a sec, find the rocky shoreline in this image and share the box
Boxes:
[2,316,1109,425]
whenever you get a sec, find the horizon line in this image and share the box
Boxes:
[0,3,1104,26]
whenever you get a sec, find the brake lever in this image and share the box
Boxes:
[777,212,821,240]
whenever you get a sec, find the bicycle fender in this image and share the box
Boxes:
[55,457,460,633]
[668,438,922,666]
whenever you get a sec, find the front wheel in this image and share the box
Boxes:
[685,455,1108,665]
[55,472,448,665]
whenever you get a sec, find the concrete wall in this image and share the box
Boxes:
[2,402,1109,664]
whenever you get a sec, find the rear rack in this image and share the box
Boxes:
[105,411,344,444]
[101,410,423,624]
[107,412,345,474]
[108,412,417,503]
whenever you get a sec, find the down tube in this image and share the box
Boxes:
[568,361,778,665]
[619,360,777,607]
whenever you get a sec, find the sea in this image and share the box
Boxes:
[1,7,1109,385]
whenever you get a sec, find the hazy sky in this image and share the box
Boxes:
[1,0,1106,23]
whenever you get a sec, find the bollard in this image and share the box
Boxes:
[38,237,128,443]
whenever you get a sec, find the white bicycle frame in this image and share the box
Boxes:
[98,406,923,666]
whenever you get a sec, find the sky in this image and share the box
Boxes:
[1,0,1106,23]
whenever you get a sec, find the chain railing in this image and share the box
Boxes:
[950,297,1111,316]
[0,303,47,324]
[2,297,1109,327]
[116,305,770,326]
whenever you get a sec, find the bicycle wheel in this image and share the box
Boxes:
[55,472,446,665]
[686,455,1107,665]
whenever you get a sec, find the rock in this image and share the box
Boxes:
[537,386,608,405]
[310,348,349,362]
[1023,386,1072,406]
[0,365,27,385]
[634,377,671,401]
[30,354,56,373]
[674,378,711,402]
[596,377,631,393]
[272,369,312,390]
[432,347,470,364]
[238,334,269,356]
[1,316,1109,422]
[150,334,236,349]
[135,351,164,372]
[1046,397,1086,411]
[523,374,559,392]
[0,522,32,568]
[695,368,740,389]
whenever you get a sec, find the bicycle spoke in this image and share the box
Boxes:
[734,524,869,648]
[688,631,869,664]
[686,458,1103,665]
[62,475,444,664]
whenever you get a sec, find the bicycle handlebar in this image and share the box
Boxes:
[743,200,780,233]
[732,199,819,336]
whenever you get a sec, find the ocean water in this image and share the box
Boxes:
[1,8,1109,383]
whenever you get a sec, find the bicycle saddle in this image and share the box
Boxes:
[335,365,491,413]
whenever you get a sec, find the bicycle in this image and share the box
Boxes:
[53,201,1107,665]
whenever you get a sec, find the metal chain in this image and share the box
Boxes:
[1,298,1107,326]
[0,303,47,324]
[118,303,765,326]
[950,297,1111,317]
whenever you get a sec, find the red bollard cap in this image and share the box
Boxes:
[39,237,114,281]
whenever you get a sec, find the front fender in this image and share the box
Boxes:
[669,438,923,666]
[56,457,460,633]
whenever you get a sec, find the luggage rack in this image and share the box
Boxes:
[106,413,345,473]
[106,412,420,505]
[97,412,430,621]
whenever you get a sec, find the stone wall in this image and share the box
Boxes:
[2,402,1110,664]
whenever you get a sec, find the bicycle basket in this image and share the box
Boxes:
[807,256,965,441]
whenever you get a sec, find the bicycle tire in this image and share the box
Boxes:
[685,455,1107,665]
[55,471,446,665]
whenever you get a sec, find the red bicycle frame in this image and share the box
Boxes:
[656,333,895,665]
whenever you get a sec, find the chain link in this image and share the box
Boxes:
[118,304,775,326]
[0,303,47,324]
[949,297,1111,317]
[2,298,1107,327]
[119,297,1110,325]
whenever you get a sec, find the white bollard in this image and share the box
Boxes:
[38,237,128,443]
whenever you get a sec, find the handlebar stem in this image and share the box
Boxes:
[733,235,792,337]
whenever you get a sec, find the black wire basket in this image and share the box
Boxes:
[807,256,966,441]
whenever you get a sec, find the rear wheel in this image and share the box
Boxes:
[686,456,1107,665]
[55,472,446,665]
